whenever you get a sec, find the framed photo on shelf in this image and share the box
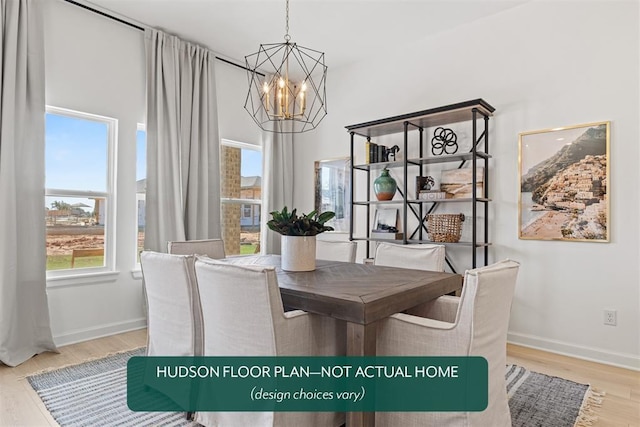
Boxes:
[373,208,398,232]
[518,121,610,242]
[440,167,484,199]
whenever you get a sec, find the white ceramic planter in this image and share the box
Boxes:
[281,235,316,272]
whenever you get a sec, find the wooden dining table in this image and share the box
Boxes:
[224,254,463,427]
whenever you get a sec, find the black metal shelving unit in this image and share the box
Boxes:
[346,99,495,273]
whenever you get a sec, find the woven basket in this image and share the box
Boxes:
[426,213,465,243]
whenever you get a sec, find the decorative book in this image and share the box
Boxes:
[418,190,447,201]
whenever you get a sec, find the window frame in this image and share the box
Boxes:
[45,106,118,285]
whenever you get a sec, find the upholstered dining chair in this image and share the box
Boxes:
[373,242,446,272]
[193,258,346,427]
[139,251,203,412]
[140,251,202,357]
[316,239,357,263]
[375,259,520,427]
[167,238,226,259]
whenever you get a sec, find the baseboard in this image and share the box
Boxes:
[508,331,640,371]
[53,317,147,347]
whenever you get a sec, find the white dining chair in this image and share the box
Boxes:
[373,242,446,272]
[167,238,225,259]
[193,257,346,427]
[316,239,357,263]
[140,251,202,357]
[139,251,203,412]
[375,259,520,426]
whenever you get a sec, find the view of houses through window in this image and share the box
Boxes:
[220,140,262,256]
[45,115,260,269]
[136,126,146,262]
[45,108,113,272]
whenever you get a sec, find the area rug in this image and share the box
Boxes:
[27,350,603,427]
[26,348,197,427]
[506,364,603,427]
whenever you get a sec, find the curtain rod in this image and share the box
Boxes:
[62,0,264,77]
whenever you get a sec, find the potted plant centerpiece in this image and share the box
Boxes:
[267,207,335,271]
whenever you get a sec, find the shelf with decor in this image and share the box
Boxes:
[351,237,492,247]
[346,99,495,273]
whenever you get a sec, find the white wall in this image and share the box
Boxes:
[42,0,263,345]
[293,1,640,369]
[43,0,147,345]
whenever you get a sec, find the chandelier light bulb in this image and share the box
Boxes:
[262,82,270,111]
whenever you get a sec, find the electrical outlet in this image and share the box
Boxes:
[604,309,617,326]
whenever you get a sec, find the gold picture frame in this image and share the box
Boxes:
[518,121,610,242]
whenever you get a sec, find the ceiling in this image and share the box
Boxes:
[84,0,526,69]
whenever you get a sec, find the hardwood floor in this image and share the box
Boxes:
[506,343,640,427]
[0,329,147,427]
[0,331,638,426]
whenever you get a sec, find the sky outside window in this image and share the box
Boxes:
[136,129,146,181]
[45,113,107,192]
[241,147,261,177]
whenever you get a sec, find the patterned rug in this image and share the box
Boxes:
[506,364,603,427]
[27,349,603,427]
[26,348,195,427]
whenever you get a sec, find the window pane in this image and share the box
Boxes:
[221,144,262,256]
[136,129,147,259]
[45,196,106,270]
[221,202,261,256]
[136,129,146,181]
[241,149,262,200]
[45,113,108,191]
[137,196,145,257]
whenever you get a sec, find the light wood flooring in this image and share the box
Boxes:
[506,343,640,427]
[0,330,638,426]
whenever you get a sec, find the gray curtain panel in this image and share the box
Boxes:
[144,28,221,252]
[260,128,294,255]
[0,0,57,366]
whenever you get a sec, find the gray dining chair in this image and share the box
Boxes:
[376,259,520,426]
[167,238,225,259]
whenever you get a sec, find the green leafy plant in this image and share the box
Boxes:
[267,206,335,236]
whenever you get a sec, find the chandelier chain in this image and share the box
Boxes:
[284,0,291,42]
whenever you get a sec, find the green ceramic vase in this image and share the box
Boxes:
[374,168,397,201]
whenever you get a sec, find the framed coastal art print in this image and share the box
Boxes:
[518,121,610,242]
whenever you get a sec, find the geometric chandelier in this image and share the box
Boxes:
[244,0,327,133]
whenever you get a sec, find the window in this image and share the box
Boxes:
[220,139,262,256]
[136,125,146,263]
[45,107,116,274]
